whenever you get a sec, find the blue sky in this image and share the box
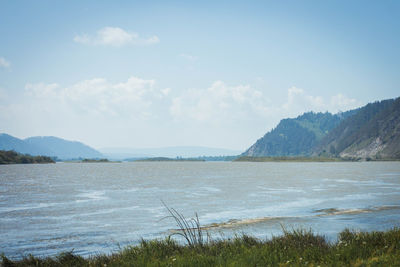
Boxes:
[1,1,399,150]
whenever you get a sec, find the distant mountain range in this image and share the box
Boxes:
[0,134,103,160]
[243,97,400,160]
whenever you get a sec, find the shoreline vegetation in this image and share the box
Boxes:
[1,150,399,164]
[1,228,399,266]
[0,150,55,164]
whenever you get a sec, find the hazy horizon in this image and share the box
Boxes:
[1,1,399,150]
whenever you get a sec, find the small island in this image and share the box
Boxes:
[0,150,55,164]
[81,158,110,163]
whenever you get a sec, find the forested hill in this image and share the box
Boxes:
[315,97,400,159]
[243,110,356,157]
[243,97,400,160]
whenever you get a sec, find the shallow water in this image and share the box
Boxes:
[0,161,399,258]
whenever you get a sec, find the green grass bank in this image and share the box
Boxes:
[2,228,400,266]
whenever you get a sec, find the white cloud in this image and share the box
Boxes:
[180,53,198,61]
[282,86,361,115]
[24,76,165,118]
[169,81,271,123]
[161,87,171,96]
[0,57,10,68]
[330,93,359,112]
[74,27,159,47]
[73,34,91,44]
[283,87,324,114]
[169,83,361,126]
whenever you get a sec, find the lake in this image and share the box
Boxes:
[1,161,399,258]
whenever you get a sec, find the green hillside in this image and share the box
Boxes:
[243,97,400,160]
[242,111,354,157]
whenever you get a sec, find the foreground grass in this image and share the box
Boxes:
[2,228,400,266]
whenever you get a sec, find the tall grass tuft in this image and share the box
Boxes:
[162,202,206,247]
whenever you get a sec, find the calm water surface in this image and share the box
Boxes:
[1,162,399,258]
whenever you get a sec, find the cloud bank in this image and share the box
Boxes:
[282,86,360,116]
[0,76,361,148]
[170,81,270,123]
[24,76,164,118]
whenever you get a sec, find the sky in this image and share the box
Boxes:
[0,1,399,150]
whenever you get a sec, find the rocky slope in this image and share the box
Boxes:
[315,98,400,159]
